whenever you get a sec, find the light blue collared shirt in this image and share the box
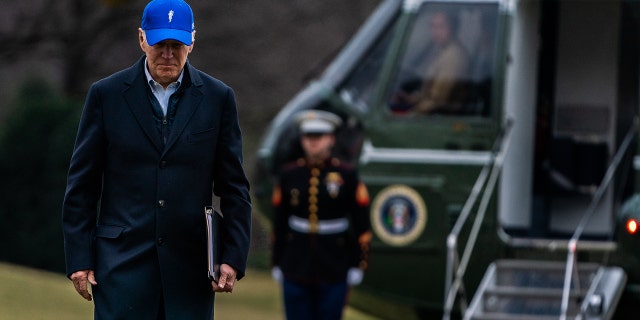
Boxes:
[144,58,184,116]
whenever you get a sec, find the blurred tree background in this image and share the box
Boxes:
[0,0,379,273]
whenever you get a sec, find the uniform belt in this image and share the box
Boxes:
[288,216,349,234]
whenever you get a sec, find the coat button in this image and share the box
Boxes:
[158,200,165,207]
[159,160,167,169]
[157,237,164,246]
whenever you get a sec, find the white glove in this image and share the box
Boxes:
[271,266,283,283]
[347,267,364,286]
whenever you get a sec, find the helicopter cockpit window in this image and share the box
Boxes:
[388,3,498,116]
[338,20,398,114]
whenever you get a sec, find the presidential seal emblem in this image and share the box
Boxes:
[371,185,427,246]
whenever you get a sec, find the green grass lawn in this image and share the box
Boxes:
[0,262,379,320]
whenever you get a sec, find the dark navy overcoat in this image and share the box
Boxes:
[62,56,252,319]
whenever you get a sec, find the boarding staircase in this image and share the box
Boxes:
[442,119,636,320]
[464,259,626,320]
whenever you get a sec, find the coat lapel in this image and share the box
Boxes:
[163,63,203,155]
[123,57,164,152]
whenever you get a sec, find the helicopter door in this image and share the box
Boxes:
[538,1,623,239]
[502,0,636,239]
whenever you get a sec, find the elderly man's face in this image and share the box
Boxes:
[139,29,194,87]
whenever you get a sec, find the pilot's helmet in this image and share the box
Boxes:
[295,110,342,135]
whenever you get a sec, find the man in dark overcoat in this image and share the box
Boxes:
[61,0,252,319]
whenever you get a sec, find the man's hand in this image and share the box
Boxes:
[212,263,237,293]
[70,269,97,301]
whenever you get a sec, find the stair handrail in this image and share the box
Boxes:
[559,118,638,320]
[443,118,514,320]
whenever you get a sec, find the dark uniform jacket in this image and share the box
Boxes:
[271,157,371,284]
[62,56,252,319]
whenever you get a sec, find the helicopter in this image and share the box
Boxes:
[252,0,640,319]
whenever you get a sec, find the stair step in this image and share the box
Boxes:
[481,287,582,316]
[493,260,598,290]
[484,286,584,299]
[471,312,578,320]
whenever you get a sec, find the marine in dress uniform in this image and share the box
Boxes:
[271,110,372,320]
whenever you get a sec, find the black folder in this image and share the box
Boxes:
[205,206,222,281]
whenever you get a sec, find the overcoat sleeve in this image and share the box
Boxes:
[212,87,252,280]
[62,82,106,277]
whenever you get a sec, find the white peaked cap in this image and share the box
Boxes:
[295,110,342,134]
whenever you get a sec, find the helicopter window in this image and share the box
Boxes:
[338,19,399,114]
[388,3,498,116]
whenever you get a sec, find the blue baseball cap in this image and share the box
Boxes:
[141,0,195,46]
